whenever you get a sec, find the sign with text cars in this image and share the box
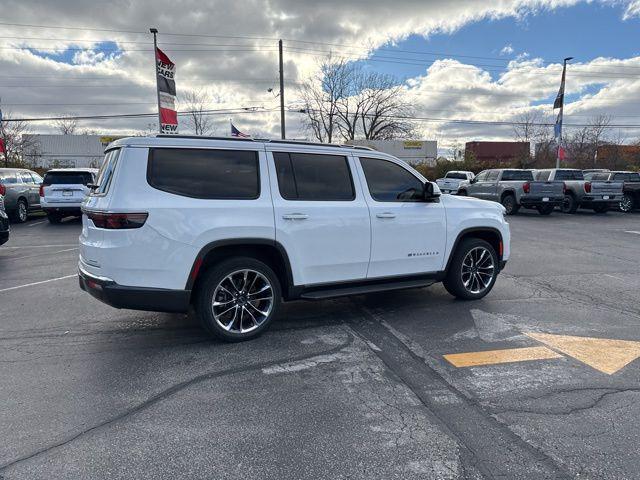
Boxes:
[155,47,178,135]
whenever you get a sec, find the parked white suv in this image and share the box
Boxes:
[79,136,510,341]
[41,168,98,223]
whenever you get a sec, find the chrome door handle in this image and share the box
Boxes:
[376,212,396,219]
[282,213,309,220]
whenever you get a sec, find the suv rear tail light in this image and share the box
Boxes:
[85,211,148,229]
[39,183,48,197]
[0,184,5,196]
[522,182,530,194]
[584,181,592,193]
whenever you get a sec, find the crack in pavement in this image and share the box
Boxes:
[0,332,355,473]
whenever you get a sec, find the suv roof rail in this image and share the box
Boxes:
[154,134,377,151]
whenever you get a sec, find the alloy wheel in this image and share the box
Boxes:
[211,269,274,334]
[620,194,633,213]
[460,246,495,294]
[18,202,27,222]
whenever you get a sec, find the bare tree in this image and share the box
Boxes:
[0,112,38,168]
[181,90,214,136]
[54,115,78,135]
[299,56,416,143]
[565,115,611,168]
[512,111,549,168]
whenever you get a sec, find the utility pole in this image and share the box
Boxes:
[0,97,7,167]
[150,28,162,134]
[278,39,285,139]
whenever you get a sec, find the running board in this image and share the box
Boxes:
[299,278,434,300]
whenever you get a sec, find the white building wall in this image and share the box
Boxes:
[348,139,437,166]
[23,134,123,169]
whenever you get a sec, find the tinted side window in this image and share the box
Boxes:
[555,170,584,180]
[44,172,93,185]
[94,149,120,195]
[475,171,488,182]
[613,173,640,181]
[20,172,34,184]
[501,170,533,181]
[148,148,259,200]
[360,157,424,202]
[486,170,500,181]
[0,173,18,184]
[273,152,354,201]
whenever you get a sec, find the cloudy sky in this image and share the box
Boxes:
[1,0,639,150]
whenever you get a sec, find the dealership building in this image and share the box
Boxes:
[348,139,437,166]
[23,134,123,169]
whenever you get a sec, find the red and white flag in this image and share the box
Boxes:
[155,47,178,134]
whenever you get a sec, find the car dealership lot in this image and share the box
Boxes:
[1,212,640,479]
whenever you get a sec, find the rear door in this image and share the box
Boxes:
[267,149,370,286]
[355,156,446,278]
[19,172,39,207]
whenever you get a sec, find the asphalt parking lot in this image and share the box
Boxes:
[1,210,639,479]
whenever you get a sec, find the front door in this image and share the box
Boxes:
[268,150,371,286]
[355,156,446,278]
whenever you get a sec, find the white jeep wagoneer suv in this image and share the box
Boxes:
[79,136,510,341]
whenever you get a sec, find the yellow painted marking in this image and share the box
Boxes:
[444,346,562,368]
[527,332,640,375]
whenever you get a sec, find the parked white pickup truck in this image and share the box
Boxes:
[436,171,475,195]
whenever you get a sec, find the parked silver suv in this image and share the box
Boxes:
[0,168,43,222]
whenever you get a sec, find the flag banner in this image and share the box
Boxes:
[231,122,250,138]
[554,111,562,140]
[156,47,178,134]
[553,63,567,110]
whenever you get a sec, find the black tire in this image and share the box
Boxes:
[537,205,554,215]
[561,193,578,214]
[592,204,608,214]
[443,238,499,300]
[458,190,467,196]
[47,213,62,224]
[196,257,281,342]
[11,199,29,223]
[501,194,519,215]
[619,194,634,213]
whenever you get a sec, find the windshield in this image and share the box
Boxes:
[445,172,467,180]
[501,170,533,181]
[555,170,584,181]
[44,171,93,185]
[93,149,120,195]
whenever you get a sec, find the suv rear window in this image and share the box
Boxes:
[555,170,584,180]
[273,152,354,201]
[148,148,259,199]
[501,170,533,181]
[44,171,94,185]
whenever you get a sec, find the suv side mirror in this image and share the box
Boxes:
[423,182,440,202]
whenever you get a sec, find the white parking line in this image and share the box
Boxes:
[10,247,78,261]
[625,231,640,235]
[2,244,77,249]
[27,220,47,227]
[0,274,78,293]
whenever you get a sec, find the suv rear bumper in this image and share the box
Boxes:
[43,206,83,216]
[78,263,190,313]
[520,195,564,207]
[580,195,620,206]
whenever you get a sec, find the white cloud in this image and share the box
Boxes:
[0,0,638,145]
[500,44,514,55]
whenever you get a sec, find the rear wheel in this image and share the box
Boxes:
[196,257,281,342]
[561,194,578,214]
[620,194,634,213]
[537,205,554,215]
[592,204,608,214]
[458,190,467,196]
[11,199,28,223]
[501,194,519,215]
[443,238,498,300]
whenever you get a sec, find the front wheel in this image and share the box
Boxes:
[443,238,498,300]
[458,190,467,197]
[501,194,519,215]
[561,194,578,214]
[196,257,281,342]
[620,194,634,213]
